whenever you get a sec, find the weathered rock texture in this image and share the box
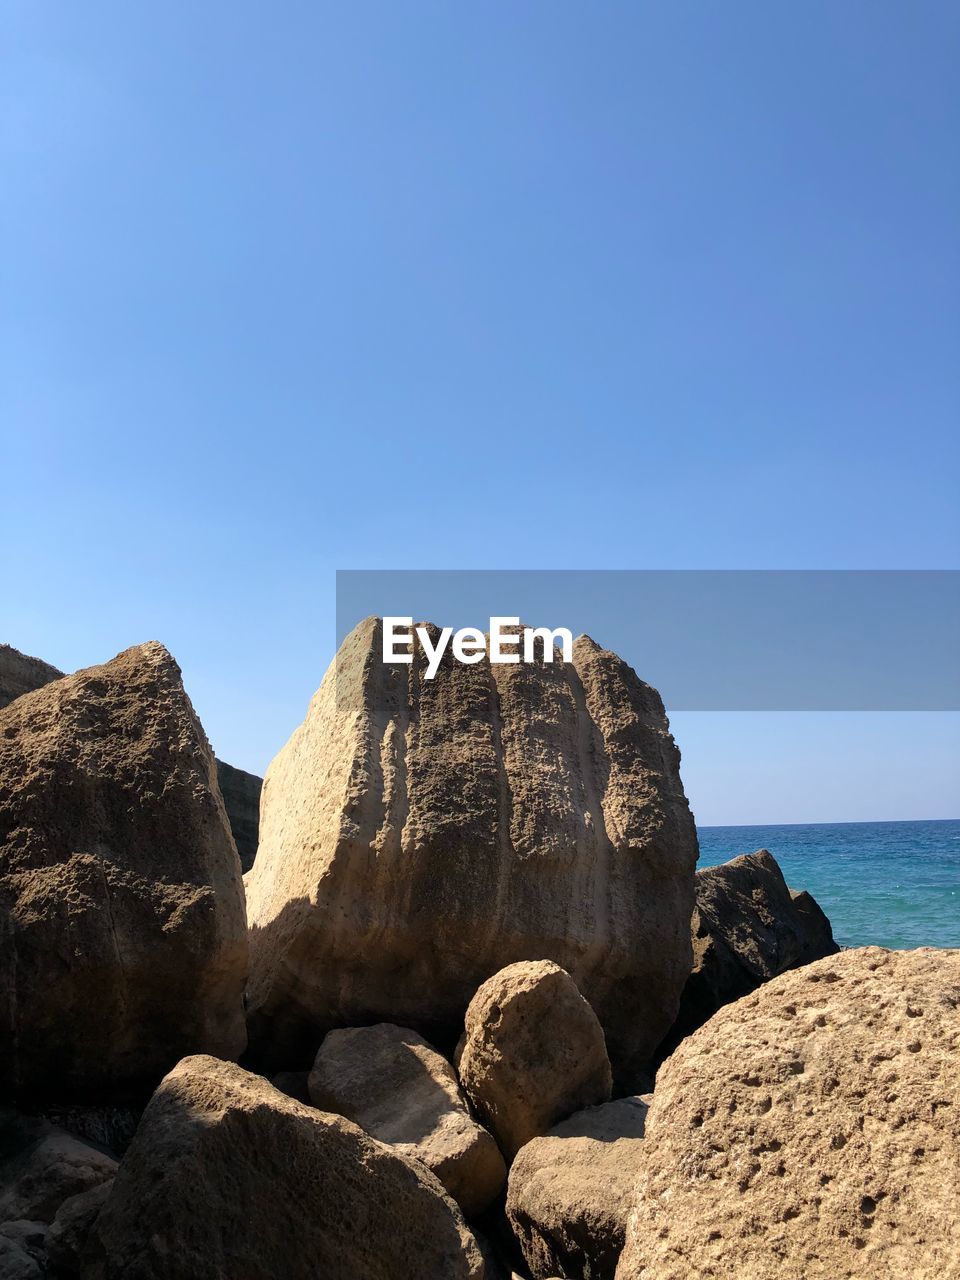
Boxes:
[215,759,262,872]
[0,642,263,876]
[0,644,248,1102]
[309,1023,506,1216]
[617,947,960,1280]
[660,848,838,1056]
[0,645,62,712]
[246,618,697,1083]
[457,961,613,1161]
[90,1055,488,1279]
[507,1096,649,1280]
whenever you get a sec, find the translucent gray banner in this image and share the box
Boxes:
[335,570,960,711]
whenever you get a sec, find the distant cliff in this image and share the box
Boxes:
[215,760,262,871]
[0,642,261,868]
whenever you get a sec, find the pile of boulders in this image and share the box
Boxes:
[1,621,957,1279]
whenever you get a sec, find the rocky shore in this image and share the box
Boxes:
[1,621,957,1279]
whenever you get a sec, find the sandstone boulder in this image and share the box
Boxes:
[0,640,262,881]
[309,1023,506,1216]
[90,1055,488,1279]
[0,643,248,1102]
[660,849,838,1055]
[457,961,613,1160]
[617,947,960,1280]
[507,1095,649,1280]
[245,618,697,1085]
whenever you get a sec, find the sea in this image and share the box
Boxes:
[696,819,959,951]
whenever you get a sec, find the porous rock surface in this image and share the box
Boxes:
[457,961,613,1160]
[309,1023,506,1216]
[89,1055,488,1279]
[507,1095,649,1280]
[660,849,838,1055]
[0,643,248,1102]
[245,617,697,1083]
[617,947,960,1280]
[0,641,263,879]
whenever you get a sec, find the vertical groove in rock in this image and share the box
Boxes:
[246,618,697,1080]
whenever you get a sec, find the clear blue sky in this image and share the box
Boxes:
[3,2,958,823]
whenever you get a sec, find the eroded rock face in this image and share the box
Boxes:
[309,1024,506,1217]
[0,643,248,1102]
[507,1096,649,1280]
[660,849,838,1055]
[617,947,960,1280]
[246,618,697,1084]
[457,962,613,1161]
[91,1055,488,1280]
[0,640,262,880]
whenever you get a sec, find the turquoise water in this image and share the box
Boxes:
[696,819,960,950]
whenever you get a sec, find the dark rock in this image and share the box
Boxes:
[45,1181,113,1278]
[658,849,839,1060]
[269,1071,310,1105]
[215,760,262,872]
[0,1118,116,1229]
[790,887,839,962]
[37,1106,141,1159]
[0,1228,44,1279]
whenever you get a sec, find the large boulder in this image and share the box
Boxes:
[659,849,838,1056]
[245,618,697,1084]
[0,643,248,1102]
[0,640,262,879]
[308,1023,506,1216]
[617,947,960,1280]
[89,1055,488,1279]
[506,1095,649,1280]
[457,961,613,1161]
